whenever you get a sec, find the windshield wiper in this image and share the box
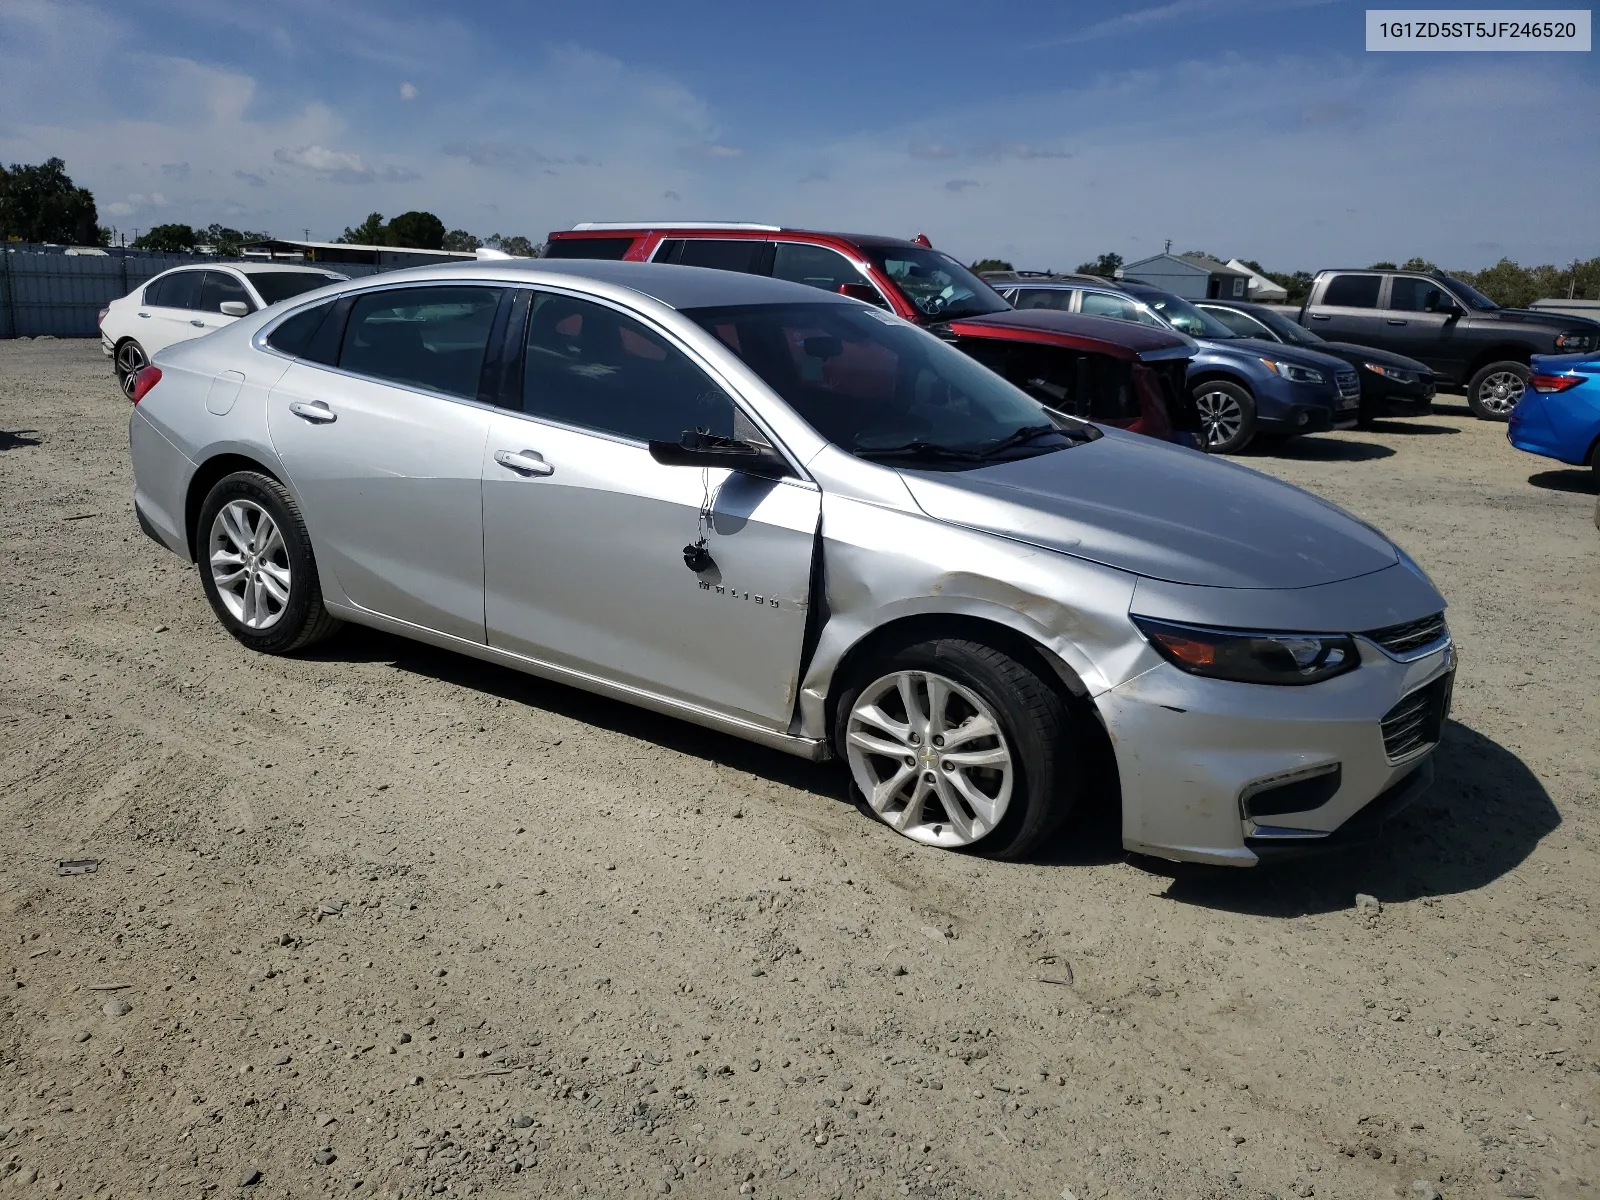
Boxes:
[978,423,1095,457]
[855,440,985,463]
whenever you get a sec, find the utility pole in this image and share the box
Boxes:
[1571,258,1580,299]
[304,228,311,241]
[1164,238,1172,254]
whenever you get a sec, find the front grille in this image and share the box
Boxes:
[1336,369,1361,400]
[1380,673,1452,761]
[1364,612,1449,658]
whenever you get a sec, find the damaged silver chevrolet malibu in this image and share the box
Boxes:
[127,259,1454,866]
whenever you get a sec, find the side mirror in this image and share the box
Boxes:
[836,282,883,305]
[219,301,250,317]
[647,431,791,477]
[1425,294,1459,317]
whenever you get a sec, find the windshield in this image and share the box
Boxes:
[249,271,346,306]
[863,247,1010,322]
[1249,306,1326,346]
[1130,290,1239,339]
[1440,274,1498,310]
[685,301,1087,466]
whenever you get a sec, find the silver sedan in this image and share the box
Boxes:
[126,260,1454,865]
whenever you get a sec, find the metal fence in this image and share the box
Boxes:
[0,245,387,340]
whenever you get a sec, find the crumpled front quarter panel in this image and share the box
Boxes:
[797,490,1146,738]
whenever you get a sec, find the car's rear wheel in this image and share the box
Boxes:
[834,637,1078,859]
[114,339,147,399]
[1466,361,1529,420]
[1193,381,1256,454]
[196,471,341,654]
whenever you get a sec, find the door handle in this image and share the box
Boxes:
[138,312,151,318]
[190,319,207,327]
[1308,314,1331,320]
[288,400,337,424]
[494,449,553,477]
[1385,319,1407,326]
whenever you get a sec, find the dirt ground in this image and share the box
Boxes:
[1,338,1596,1200]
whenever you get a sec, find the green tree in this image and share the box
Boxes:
[969,258,1013,273]
[442,229,481,252]
[385,210,445,250]
[1368,261,1398,270]
[201,224,268,256]
[0,157,106,245]
[339,212,388,245]
[484,233,538,257]
[1262,270,1313,305]
[1075,252,1123,278]
[1400,257,1436,272]
[132,223,198,253]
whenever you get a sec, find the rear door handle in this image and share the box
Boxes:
[494,449,553,477]
[288,400,337,424]
[138,312,151,318]
[1308,314,1331,320]
[1385,319,1407,326]
[190,319,207,327]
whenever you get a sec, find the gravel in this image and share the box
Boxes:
[1,340,1596,1198]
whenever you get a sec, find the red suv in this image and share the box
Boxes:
[542,223,1013,325]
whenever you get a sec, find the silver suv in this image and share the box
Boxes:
[127,260,1454,866]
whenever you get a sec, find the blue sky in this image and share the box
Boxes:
[2,0,1596,271]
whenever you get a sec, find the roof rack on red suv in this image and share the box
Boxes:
[542,222,1011,326]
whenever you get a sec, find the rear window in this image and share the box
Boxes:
[1321,274,1381,308]
[250,271,343,306]
[147,270,203,310]
[543,236,637,261]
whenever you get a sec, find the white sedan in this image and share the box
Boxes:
[101,262,346,398]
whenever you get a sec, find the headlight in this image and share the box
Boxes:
[1259,358,1325,384]
[1132,616,1358,686]
[1555,330,1597,352]
[1362,362,1423,384]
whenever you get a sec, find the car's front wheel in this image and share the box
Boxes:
[1193,380,1257,454]
[114,339,148,400]
[834,637,1078,859]
[196,470,342,654]
[1466,361,1529,421]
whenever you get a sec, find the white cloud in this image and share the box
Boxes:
[399,81,418,101]
[273,144,419,184]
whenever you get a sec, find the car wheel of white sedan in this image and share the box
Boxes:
[114,339,147,399]
[837,637,1078,858]
[196,470,342,654]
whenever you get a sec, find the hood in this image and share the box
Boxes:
[1198,336,1353,374]
[1487,308,1600,327]
[1319,342,1433,373]
[898,432,1398,590]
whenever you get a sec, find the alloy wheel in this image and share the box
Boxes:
[115,341,146,399]
[844,670,1014,848]
[208,500,291,630]
[1195,388,1244,448]
[1477,370,1525,416]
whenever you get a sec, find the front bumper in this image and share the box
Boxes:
[1098,638,1454,867]
[1250,375,1359,434]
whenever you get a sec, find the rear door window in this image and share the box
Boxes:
[655,238,773,274]
[770,243,874,295]
[266,302,335,358]
[148,270,204,310]
[1321,274,1381,308]
[199,271,255,314]
[543,236,636,260]
[521,293,736,442]
[338,286,505,399]
[1012,288,1074,311]
[1204,306,1272,338]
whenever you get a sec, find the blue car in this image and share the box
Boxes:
[1507,351,1600,479]
[989,276,1361,453]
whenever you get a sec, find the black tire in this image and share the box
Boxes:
[114,339,148,399]
[833,636,1078,860]
[1466,360,1529,421]
[1191,380,1257,454]
[195,470,342,654]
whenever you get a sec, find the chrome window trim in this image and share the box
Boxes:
[251,278,816,486]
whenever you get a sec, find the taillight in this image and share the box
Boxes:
[1529,373,1585,394]
[97,307,110,326]
[129,365,162,404]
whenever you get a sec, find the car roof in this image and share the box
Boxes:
[549,226,928,252]
[215,262,345,275]
[948,309,1192,359]
[356,257,864,311]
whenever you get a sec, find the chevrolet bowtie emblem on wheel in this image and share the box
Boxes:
[698,580,779,608]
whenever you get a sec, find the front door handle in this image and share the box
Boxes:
[190,319,207,327]
[1385,318,1407,326]
[494,449,553,477]
[1308,313,1331,320]
[288,400,337,424]
[138,312,151,318]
